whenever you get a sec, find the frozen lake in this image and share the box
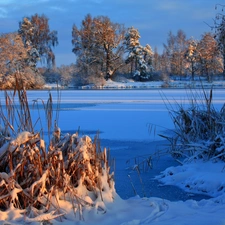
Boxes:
[1,89,224,200]
[20,88,225,141]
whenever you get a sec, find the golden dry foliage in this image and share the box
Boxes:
[0,33,44,89]
[0,33,28,78]
[72,14,125,81]
[94,16,125,80]
[0,89,115,221]
[197,32,223,77]
[0,85,115,221]
[0,125,114,221]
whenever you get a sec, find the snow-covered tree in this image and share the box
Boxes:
[0,33,44,89]
[197,32,222,81]
[58,64,75,86]
[72,14,99,83]
[72,14,125,82]
[185,38,199,80]
[125,27,153,81]
[94,16,126,80]
[18,14,58,69]
[42,67,61,84]
[214,4,225,76]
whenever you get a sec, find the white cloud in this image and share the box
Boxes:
[49,6,66,12]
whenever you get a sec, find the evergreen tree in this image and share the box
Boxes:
[124,27,153,81]
[185,38,199,80]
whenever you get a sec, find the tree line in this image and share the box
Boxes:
[0,5,225,89]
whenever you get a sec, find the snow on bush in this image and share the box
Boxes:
[0,125,115,222]
[161,88,225,163]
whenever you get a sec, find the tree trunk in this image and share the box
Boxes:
[223,53,225,79]
[106,57,111,80]
[206,66,211,82]
[191,61,194,81]
[105,46,111,80]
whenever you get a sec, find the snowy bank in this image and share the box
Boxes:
[44,78,225,90]
[76,79,225,89]
[156,160,225,198]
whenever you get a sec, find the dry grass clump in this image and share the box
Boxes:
[161,88,225,162]
[0,89,115,222]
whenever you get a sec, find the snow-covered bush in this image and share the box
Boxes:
[0,90,115,222]
[0,129,115,218]
[162,89,225,163]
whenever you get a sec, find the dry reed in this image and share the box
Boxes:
[0,88,115,222]
[161,88,225,162]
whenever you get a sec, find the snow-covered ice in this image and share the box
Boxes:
[156,160,225,198]
[0,88,225,225]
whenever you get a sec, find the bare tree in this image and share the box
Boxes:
[163,30,188,77]
[163,31,176,75]
[176,30,187,75]
[152,47,161,72]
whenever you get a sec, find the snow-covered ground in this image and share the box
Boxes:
[76,78,225,89]
[44,77,225,90]
[1,88,225,225]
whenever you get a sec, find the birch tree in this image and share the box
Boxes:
[18,14,58,68]
[164,30,188,77]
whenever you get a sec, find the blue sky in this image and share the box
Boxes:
[0,0,224,66]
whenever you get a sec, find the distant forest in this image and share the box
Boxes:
[0,4,225,89]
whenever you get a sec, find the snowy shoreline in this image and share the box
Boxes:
[44,79,225,90]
